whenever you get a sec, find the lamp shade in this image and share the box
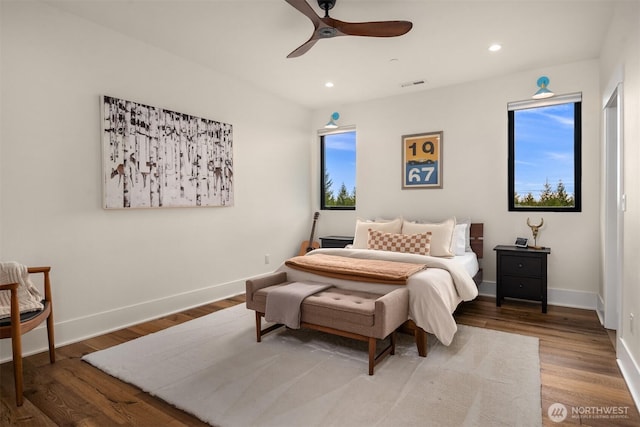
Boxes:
[533,76,554,99]
[325,112,340,129]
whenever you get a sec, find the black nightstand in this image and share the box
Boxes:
[320,236,354,248]
[494,245,551,313]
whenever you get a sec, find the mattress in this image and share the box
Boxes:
[455,251,480,278]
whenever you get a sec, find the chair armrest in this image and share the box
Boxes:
[0,282,20,329]
[27,266,51,274]
[0,282,18,292]
[27,266,52,302]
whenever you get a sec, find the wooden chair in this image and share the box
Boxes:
[0,266,55,406]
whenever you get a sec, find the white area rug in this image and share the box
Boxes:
[83,304,541,427]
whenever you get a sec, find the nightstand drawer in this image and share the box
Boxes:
[501,255,542,277]
[320,236,354,248]
[502,276,542,301]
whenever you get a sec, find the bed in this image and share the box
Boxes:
[276,218,484,354]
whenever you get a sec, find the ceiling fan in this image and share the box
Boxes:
[285,0,413,58]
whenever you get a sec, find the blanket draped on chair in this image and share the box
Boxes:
[0,261,44,319]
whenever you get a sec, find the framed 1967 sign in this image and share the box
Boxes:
[402,131,443,189]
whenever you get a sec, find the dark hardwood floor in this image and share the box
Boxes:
[1,294,638,426]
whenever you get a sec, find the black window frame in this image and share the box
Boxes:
[508,94,582,212]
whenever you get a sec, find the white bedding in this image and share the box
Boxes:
[276,248,479,346]
[455,251,480,278]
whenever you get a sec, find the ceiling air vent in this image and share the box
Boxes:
[401,80,426,88]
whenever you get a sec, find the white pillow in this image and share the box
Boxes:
[401,218,456,257]
[456,217,473,252]
[451,223,467,256]
[352,217,403,249]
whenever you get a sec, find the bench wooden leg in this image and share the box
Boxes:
[255,311,401,375]
[390,331,396,355]
[368,332,398,375]
[255,312,284,343]
[255,312,262,342]
[368,337,376,375]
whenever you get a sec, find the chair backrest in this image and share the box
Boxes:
[0,262,45,321]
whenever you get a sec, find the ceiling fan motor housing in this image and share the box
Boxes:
[317,0,336,11]
[318,27,338,38]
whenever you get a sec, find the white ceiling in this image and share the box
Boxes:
[42,0,616,109]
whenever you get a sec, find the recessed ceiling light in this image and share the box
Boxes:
[325,82,334,88]
[488,43,502,52]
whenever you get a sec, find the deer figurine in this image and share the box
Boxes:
[526,217,544,249]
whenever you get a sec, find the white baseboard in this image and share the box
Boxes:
[596,294,606,326]
[478,282,598,310]
[548,287,598,310]
[617,336,640,411]
[478,281,597,310]
[477,281,496,298]
[0,278,246,363]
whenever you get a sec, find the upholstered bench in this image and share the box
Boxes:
[246,271,409,375]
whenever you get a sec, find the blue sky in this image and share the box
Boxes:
[324,131,356,194]
[514,103,575,199]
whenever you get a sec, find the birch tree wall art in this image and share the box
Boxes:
[102,96,233,209]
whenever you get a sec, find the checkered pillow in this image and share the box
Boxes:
[367,229,432,255]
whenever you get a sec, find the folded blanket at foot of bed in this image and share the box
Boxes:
[264,281,333,328]
[284,253,426,285]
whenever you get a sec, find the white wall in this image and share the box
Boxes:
[600,0,640,408]
[0,1,312,359]
[311,59,602,307]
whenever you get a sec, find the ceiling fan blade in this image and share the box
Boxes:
[335,20,413,37]
[287,37,320,58]
[284,0,413,57]
[285,0,322,26]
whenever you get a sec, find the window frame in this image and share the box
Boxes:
[507,93,582,212]
[319,127,356,211]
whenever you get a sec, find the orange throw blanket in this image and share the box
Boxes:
[284,253,426,285]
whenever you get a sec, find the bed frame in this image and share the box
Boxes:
[403,222,484,356]
[469,222,484,285]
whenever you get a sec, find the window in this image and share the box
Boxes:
[320,129,356,210]
[508,93,582,212]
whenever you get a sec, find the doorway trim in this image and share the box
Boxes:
[602,81,624,331]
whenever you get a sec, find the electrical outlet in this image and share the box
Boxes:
[264,254,270,265]
[631,313,635,334]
